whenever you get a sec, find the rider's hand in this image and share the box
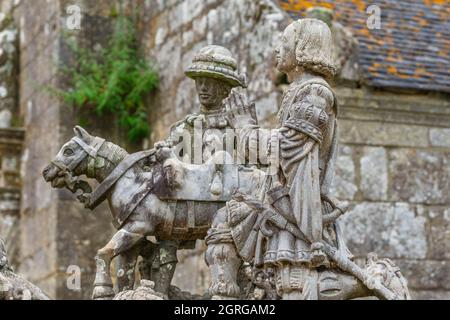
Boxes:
[185,114,206,126]
[224,88,257,129]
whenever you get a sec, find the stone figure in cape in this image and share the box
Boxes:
[205,18,411,300]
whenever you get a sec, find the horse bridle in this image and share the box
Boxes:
[51,136,106,177]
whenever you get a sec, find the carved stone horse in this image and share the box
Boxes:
[42,126,265,299]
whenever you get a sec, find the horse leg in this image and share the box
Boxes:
[152,240,179,297]
[92,229,144,300]
[138,239,179,298]
[115,238,147,292]
[138,239,159,281]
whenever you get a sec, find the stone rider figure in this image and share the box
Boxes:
[131,45,247,297]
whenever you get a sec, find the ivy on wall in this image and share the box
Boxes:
[53,14,158,143]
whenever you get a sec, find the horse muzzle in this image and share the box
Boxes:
[42,164,66,188]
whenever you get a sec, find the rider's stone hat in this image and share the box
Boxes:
[185,45,246,88]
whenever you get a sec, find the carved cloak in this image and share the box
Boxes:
[230,77,353,267]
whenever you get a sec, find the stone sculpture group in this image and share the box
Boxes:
[40,18,412,300]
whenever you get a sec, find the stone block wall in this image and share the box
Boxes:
[5,0,115,299]
[0,4,19,129]
[0,0,22,272]
[334,88,450,299]
[0,128,23,269]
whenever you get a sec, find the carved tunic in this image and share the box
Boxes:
[165,108,230,164]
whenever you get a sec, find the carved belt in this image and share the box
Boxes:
[283,118,323,143]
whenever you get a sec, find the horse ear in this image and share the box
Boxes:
[73,126,92,141]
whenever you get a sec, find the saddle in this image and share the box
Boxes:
[152,149,265,202]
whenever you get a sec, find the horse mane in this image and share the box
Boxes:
[100,141,129,167]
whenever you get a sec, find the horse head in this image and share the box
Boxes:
[43,126,129,207]
[42,126,105,189]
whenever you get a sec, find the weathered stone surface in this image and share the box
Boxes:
[168,0,204,32]
[430,128,450,148]
[174,77,197,120]
[114,280,164,300]
[172,241,210,295]
[0,211,19,267]
[330,145,357,200]
[0,109,12,128]
[14,0,124,300]
[1,237,50,300]
[340,202,427,259]
[337,88,450,129]
[157,34,182,88]
[421,206,450,260]
[19,209,56,269]
[389,149,450,204]
[0,127,23,268]
[255,92,279,123]
[395,259,450,290]
[410,290,450,300]
[339,120,429,148]
[0,190,19,211]
[55,201,114,300]
[0,12,18,128]
[360,147,387,201]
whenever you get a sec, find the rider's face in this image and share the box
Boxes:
[195,77,230,111]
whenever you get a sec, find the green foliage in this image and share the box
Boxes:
[57,15,158,143]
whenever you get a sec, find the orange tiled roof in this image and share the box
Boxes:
[278,0,450,92]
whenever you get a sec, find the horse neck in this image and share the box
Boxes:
[93,141,129,182]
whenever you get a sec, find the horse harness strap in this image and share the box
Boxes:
[187,201,196,231]
[73,137,105,158]
[162,201,177,237]
[51,136,105,173]
[160,201,213,240]
[79,137,105,179]
[86,149,156,210]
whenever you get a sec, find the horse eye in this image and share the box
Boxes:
[64,148,74,156]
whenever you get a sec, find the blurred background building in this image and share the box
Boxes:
[0,0,448,299]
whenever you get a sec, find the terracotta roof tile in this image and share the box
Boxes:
[278,0,450,92]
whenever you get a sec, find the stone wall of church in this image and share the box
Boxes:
[335,87,450,300]
[0,128,23,269]
[0,0,115,299]
[0,0,22,273]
